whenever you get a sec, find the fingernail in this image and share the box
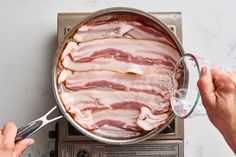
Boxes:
[29,139,35,145]
[201,67,206,76]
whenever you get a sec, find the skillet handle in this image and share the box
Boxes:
[15,106,63,142]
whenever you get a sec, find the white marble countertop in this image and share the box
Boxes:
[0,0,235,157]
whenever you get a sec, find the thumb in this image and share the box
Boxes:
[197,67,216,109]
[13,138,34,157]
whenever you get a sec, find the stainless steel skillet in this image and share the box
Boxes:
[15,7,185,145]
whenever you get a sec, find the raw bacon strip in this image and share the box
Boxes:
[92,125,142,139]
[62,56,173,75]
[58,83,73,93]
[87,15,115,26]
[72,48,174,67]
[57,69,72,84]
[62,70,175,96]
[73,21,176,48]
[73,21,133,42]
[78,21,130,31]
[61,41,78,59]
[128,22,176,48]
[72,109,140,131]
[137,107,170,131]
[71,38,180,65]
[60,90,170,114]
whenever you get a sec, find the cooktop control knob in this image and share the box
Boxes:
[77,149,89,157]
[48,130,57,139]
[49,150,55,157]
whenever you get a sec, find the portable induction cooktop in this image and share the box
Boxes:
[52,12,184,157]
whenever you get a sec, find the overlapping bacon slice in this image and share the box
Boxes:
[70,38,179,65]
[62,56,173,75]
[58,70,176,96]
[73,21,133,42]
[92,125,142,139]
[60,90,170,114]
[65,92,170,131]
[61,41,78,59]
[127,22,176,48]
[137,107,170,131]
[73,21,176,48]
[72,108,140,131]
[61,38,179,74]
[57,18,181,137]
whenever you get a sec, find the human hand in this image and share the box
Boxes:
[0,122,34,157]
[197,67,236,154]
